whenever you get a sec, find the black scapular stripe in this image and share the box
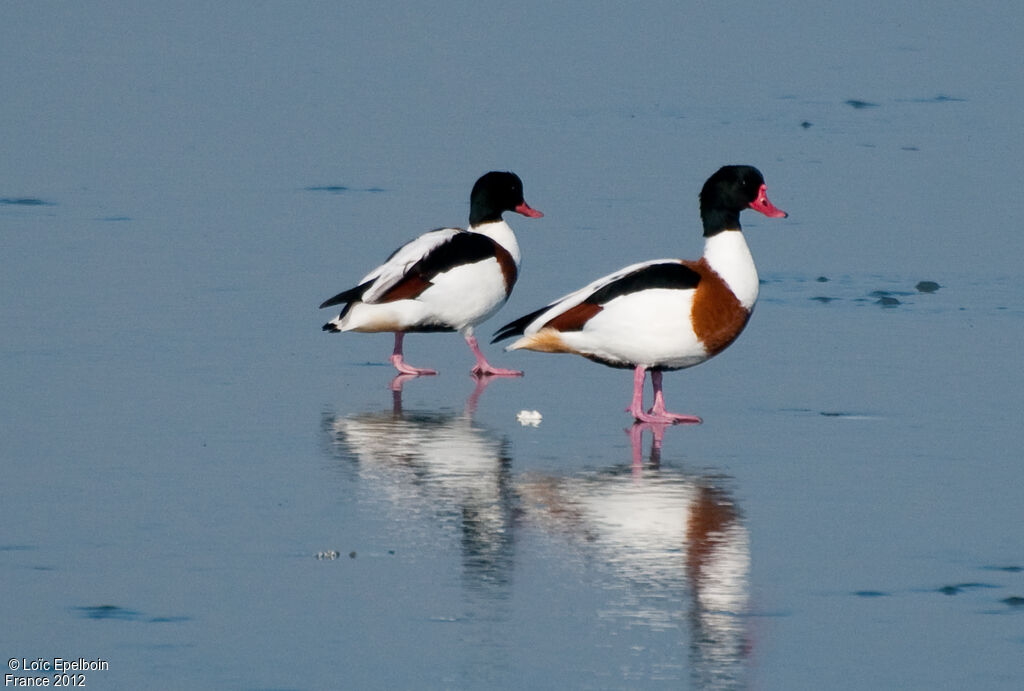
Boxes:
[319,231,499,310]
[586,262,701,305]
[410,231,498,280]
[492,263,700,343]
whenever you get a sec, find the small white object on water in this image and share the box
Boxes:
[516,410,543,427]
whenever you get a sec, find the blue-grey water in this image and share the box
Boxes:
[2,3,1022,689]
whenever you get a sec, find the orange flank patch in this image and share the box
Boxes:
[494,245,518,294]
[684,258,751,356]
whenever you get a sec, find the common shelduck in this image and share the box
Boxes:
[320,171,543,378]
[492,165,786,424]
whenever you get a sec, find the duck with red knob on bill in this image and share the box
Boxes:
[320,171,543,378]
[492,165,786,424]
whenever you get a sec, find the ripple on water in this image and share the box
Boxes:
[0,197,54,206]
[71,605,190,623]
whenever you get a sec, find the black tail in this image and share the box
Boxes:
[492,304,549,343]
[322,300,356,332]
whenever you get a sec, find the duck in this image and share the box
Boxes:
[492,165,786,424]
[321,171,543,378]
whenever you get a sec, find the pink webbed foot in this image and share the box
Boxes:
[645,400,702,425]
[626,407,702,425]
[471,363,524,378]
[466,334,523,378]
[389,333,436,377]
[389,354,437,377]
[644,410,702,425]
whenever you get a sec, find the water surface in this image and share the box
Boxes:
[2,2,1022,689]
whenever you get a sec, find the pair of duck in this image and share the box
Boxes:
[320,166,787,424]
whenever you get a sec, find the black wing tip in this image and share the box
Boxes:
[492,305,548,344]
[491,324,520,344]
[319,294,349,309]
[320,278,375,310]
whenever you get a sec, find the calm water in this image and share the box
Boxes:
[2,3,1022,689]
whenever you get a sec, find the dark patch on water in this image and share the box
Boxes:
[900,95,968,104]
[305,185,387,194]
[982,565,1023,573]
[73,604,142,620]
[846,99,879,109]
[916,280,941,293]
[901,146,920,151]
[306,185,349,193]
[0,544,36,551]
[937,583,997,596]
[800,121,813,129]
[816,276,829,282]
[869,291,904,307]
[854,590,890,598]
[0,197,53,206]
[811,296,835,303]
[72,604,188,623]
[98,215,131,222]
[1002,596,1024,607]
[784,408,872,419]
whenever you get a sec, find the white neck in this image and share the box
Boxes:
[703,230,758,309]
[471,219,521,266]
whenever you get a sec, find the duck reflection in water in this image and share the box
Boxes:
[322,376,515,593]
[518,422,752,689]
[324,388,751,686]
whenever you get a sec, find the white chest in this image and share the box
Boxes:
[702,231,758,310]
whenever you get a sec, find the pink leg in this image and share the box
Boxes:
[626,365,649,419]
[627,366,701,424]
[389,333,437,376]
[648,370,702,424]
[466,333,523,377]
